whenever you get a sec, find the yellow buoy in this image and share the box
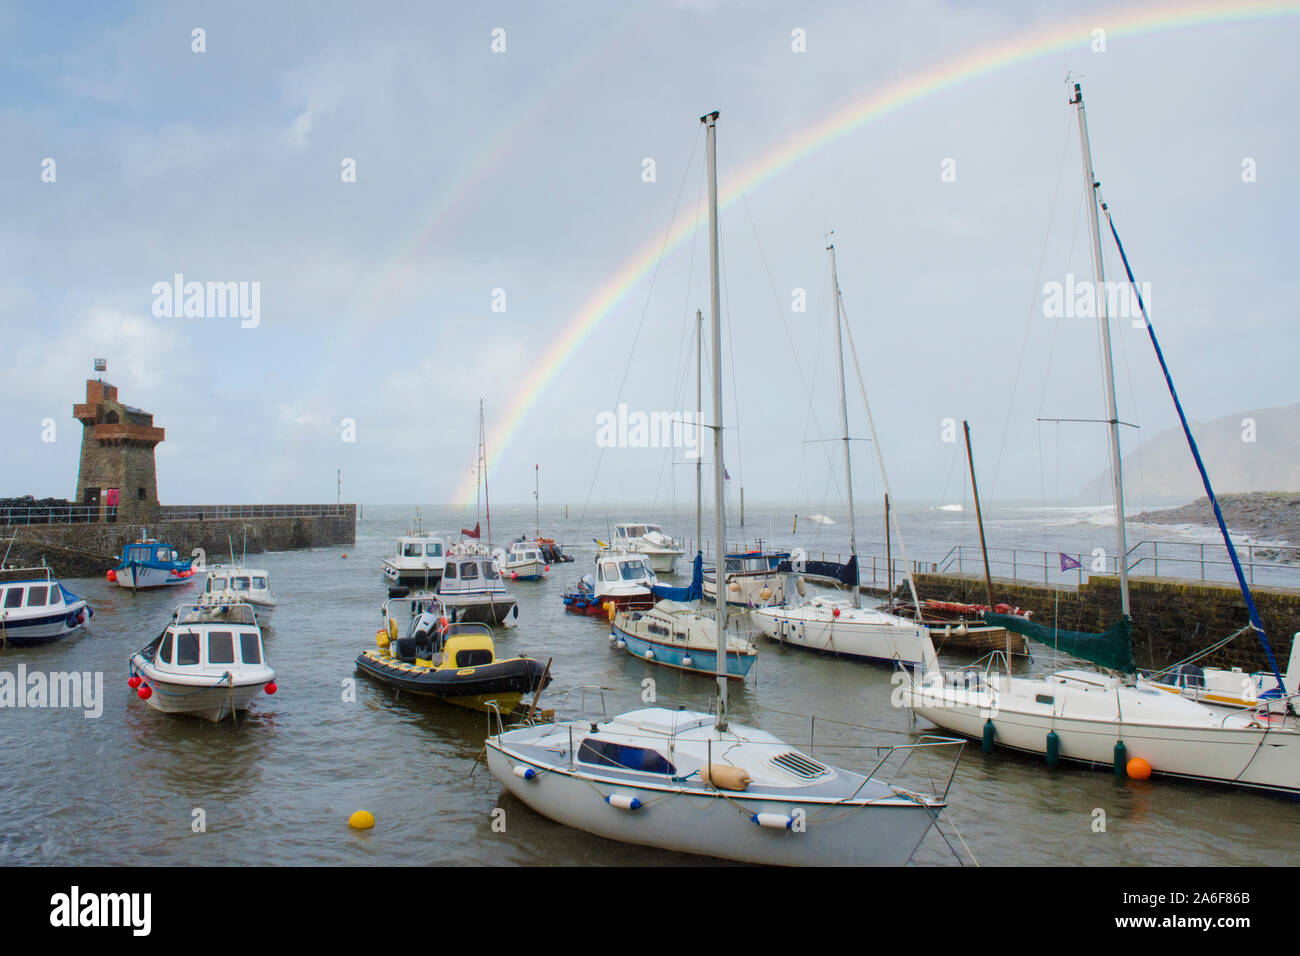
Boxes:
[1126,757,1152,780]
[349,810,375,830]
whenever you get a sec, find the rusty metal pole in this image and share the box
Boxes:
[964,420,996,610]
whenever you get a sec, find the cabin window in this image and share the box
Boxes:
[211,577,227,591]
[232,577,250,591]
[177,633,201,666]
[48,588,62,605]
[602,562,618,582]
[460,562,479,580]
[160,633,173,664]
[1035,694,1054,705]
[4,589,23,608]
[620,562,648,581]
[483,562,499,581]
[404,544,421,557]
[444,563,457,579]
[208,632,235,664]
[158,549,173,562]
[455,649,493,667]
[25,586,47,607]
[240,632,261,665]
[647,623,669,637]
[426,543,442,557]
[578,739,676,775]
[253,576,267,589]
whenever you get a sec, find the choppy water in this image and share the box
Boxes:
[2,502,1297,866]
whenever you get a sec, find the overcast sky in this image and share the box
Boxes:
[3,0,1296,517]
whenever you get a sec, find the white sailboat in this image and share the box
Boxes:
[906,83,1300,796]
[487,110,964,864]
[751,243,934,669]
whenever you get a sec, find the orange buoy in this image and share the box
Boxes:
[1126,757,1152,780]
[342,553,348,559]
[106,568,117,582]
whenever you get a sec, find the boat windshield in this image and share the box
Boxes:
[425,543,442,556]
[620,560,650,581]
[483,562,500,581]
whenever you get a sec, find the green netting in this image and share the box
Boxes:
[983,612,1136,675]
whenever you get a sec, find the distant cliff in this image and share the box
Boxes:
[1135,492,1300,550]
[1080,404,1300,499]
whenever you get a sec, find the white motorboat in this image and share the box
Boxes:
[381,514,447,587]
[0,566,93,646]
[437,554,519,626]
[907,83,1300,796]
[201,564,276,619]
[563,549,658,617]
[108,535,197,590]
[490,110,966,865]
[496,541,549,581]
[128,599,275,722]
[613,523,684,574]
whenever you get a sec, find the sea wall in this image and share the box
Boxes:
[912,571,1300,673]
[0,505,356,578]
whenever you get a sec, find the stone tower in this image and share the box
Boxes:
[73,379,164,525]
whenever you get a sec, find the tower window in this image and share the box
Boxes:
[138,488,146,500]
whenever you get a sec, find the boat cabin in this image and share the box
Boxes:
[398,536,445,561]
[596,554,655,586]
[122,541,182,565]
[440,556,509,594]
[0,569,68,614]
[204,568,272,599]
[140,604,267,678]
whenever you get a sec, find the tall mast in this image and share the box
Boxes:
[963,420,996,610]
[829,242,860,609]
[695,307,703,559]
[1072,83,1130,619]
[480,399,493,550]
[534,464,539,539]
[702,109,728,731]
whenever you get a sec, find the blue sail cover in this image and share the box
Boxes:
[652,552,703,602]
[776,553,858,587]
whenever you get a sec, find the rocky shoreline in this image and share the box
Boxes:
[1135,492,1300,559]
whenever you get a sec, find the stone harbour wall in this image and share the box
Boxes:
[0,507,356,579]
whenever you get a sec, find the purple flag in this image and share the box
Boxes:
[723,467,731,481]
[1059,552,1082,572]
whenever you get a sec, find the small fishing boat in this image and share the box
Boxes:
[201,564,276,619]
[0,566,93,646]
[612,523,685,574]
[610,601,757,679]
[437,555,518,625]
[108,535,196,590]
[563,550,657,617]
[496,540,549,581]
[381,514,447,587]
[356,596,550,713]
[128,599,275,721]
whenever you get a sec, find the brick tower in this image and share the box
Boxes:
[73,375,165,525]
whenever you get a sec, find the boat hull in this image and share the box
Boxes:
[753,608,931,667]
[356,649,550,713]
[564,592,654,617]
[611,623,754,680]
[908,681,1300,795]
[115,564,195,591]
[438,594,518,626]
[130,663,270,722]
[0,604,91,646]
[485,742,941,866]
[381,562,443,587]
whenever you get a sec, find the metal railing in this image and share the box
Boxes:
[157,504,356,520]
[934,540,1300,589]
[0,505,103,525]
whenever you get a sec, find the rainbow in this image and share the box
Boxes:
[448,0,1300,506]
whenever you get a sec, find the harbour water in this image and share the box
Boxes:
[3,502,1298,867]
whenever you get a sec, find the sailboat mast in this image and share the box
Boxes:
[480,399,493,549]
[534,464,539,539]
[702,110,728,731]
[964,420,996,610]
[829,242,860,609]
[696,307,703,558]
[1073,83,1130,618]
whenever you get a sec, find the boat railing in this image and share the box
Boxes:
[0,564,55,584]
[860,736,967,802]
[552,685,613,725]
